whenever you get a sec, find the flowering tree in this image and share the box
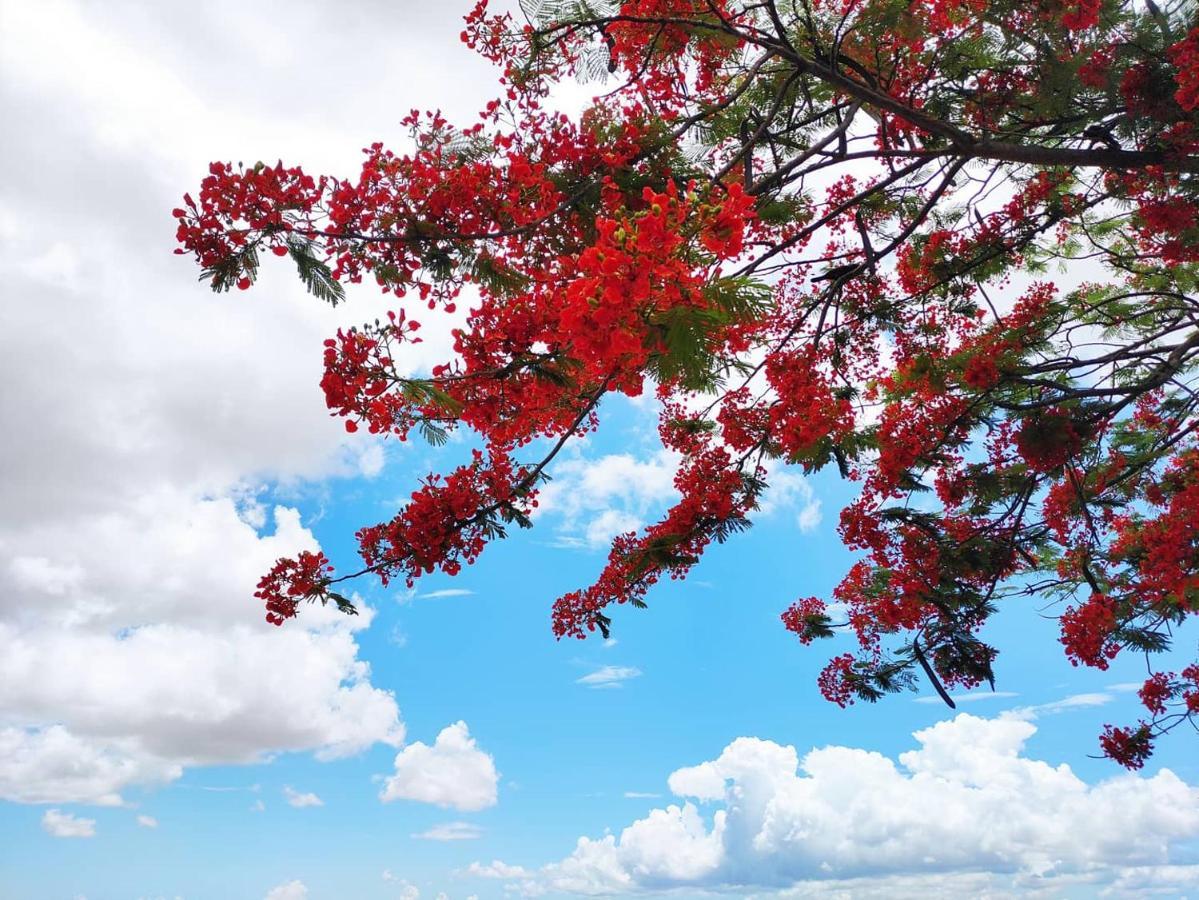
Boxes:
[175,0,1199,767]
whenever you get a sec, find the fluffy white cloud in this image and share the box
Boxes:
[576,666,642,689]
[0,725,180,806]
[0,0,501,809]
[263,880,308,900]
[41,809,96,838]
[283,786,324,808]
[473,714,1199,895]
[380,722,498,812]
[413,821,485,841]
[0,604,402,805]
[0,422,403,807]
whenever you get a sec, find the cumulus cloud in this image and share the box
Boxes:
[413,821,485,841]
[0,0,500,810]
[0,448,404,808]
[380,722,499,812]
[576,666,642,689]
[263,880,308,900]
[41,809,96,838]
[0,601,403,805]
[471,715,1199,895]
[0,725,180,806]
[283,786,324,808]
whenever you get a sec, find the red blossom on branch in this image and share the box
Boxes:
[177,0,1199,765]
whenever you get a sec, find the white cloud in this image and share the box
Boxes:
[1014,692,1116,718]
[263,880,308,900]
[136,814,158,828]
[535,450,679,548]
[534,448,823,550]
[583,509,643,549]
[381,876,421,900]
[1101,864,1199,896]
[41,809,96,838]
[283,786,324,808]
[576,666,641,689]
[757,466,822,532]
[487,714,1199,895]
[413,821,485,841]
[380,722,499,812]
[0,603,403,805]
[419,589,474,600]
[622,792,661,799]
[0,477,403,807]
[0,725,180,806]
[0,0,499,810]
[464,860,533,879]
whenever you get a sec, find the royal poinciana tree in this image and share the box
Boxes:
[175,0,1199,767]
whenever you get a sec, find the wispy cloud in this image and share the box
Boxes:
[1010,691,1116,720]
[421,588,474,599]
[413,821,485,841]
[577,666,642,688]
[398,587,475,605]
[623,791,661,799]
[136,814,158,828]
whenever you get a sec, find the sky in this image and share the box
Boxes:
[0,1,1197,899]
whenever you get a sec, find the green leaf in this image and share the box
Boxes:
[288,238,345,306]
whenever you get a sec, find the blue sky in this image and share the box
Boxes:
[1,2,1197,899]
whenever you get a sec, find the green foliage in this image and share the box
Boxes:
[201,243,259,292]
[288,237,345,306]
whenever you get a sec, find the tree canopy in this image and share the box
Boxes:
[175,0,1199,767]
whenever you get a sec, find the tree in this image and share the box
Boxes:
[174,0,1199,767]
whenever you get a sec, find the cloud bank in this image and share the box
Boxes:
[471,714,1199,896]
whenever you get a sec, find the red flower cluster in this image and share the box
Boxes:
[780,597,831,645]
[1169,28,1199,111]
[1099,724,1154,770]
[817,653,858,707]
[1059,593,1120,669]
[356,449,534,587]
[255,551,333,626]
[552,447,754,639]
